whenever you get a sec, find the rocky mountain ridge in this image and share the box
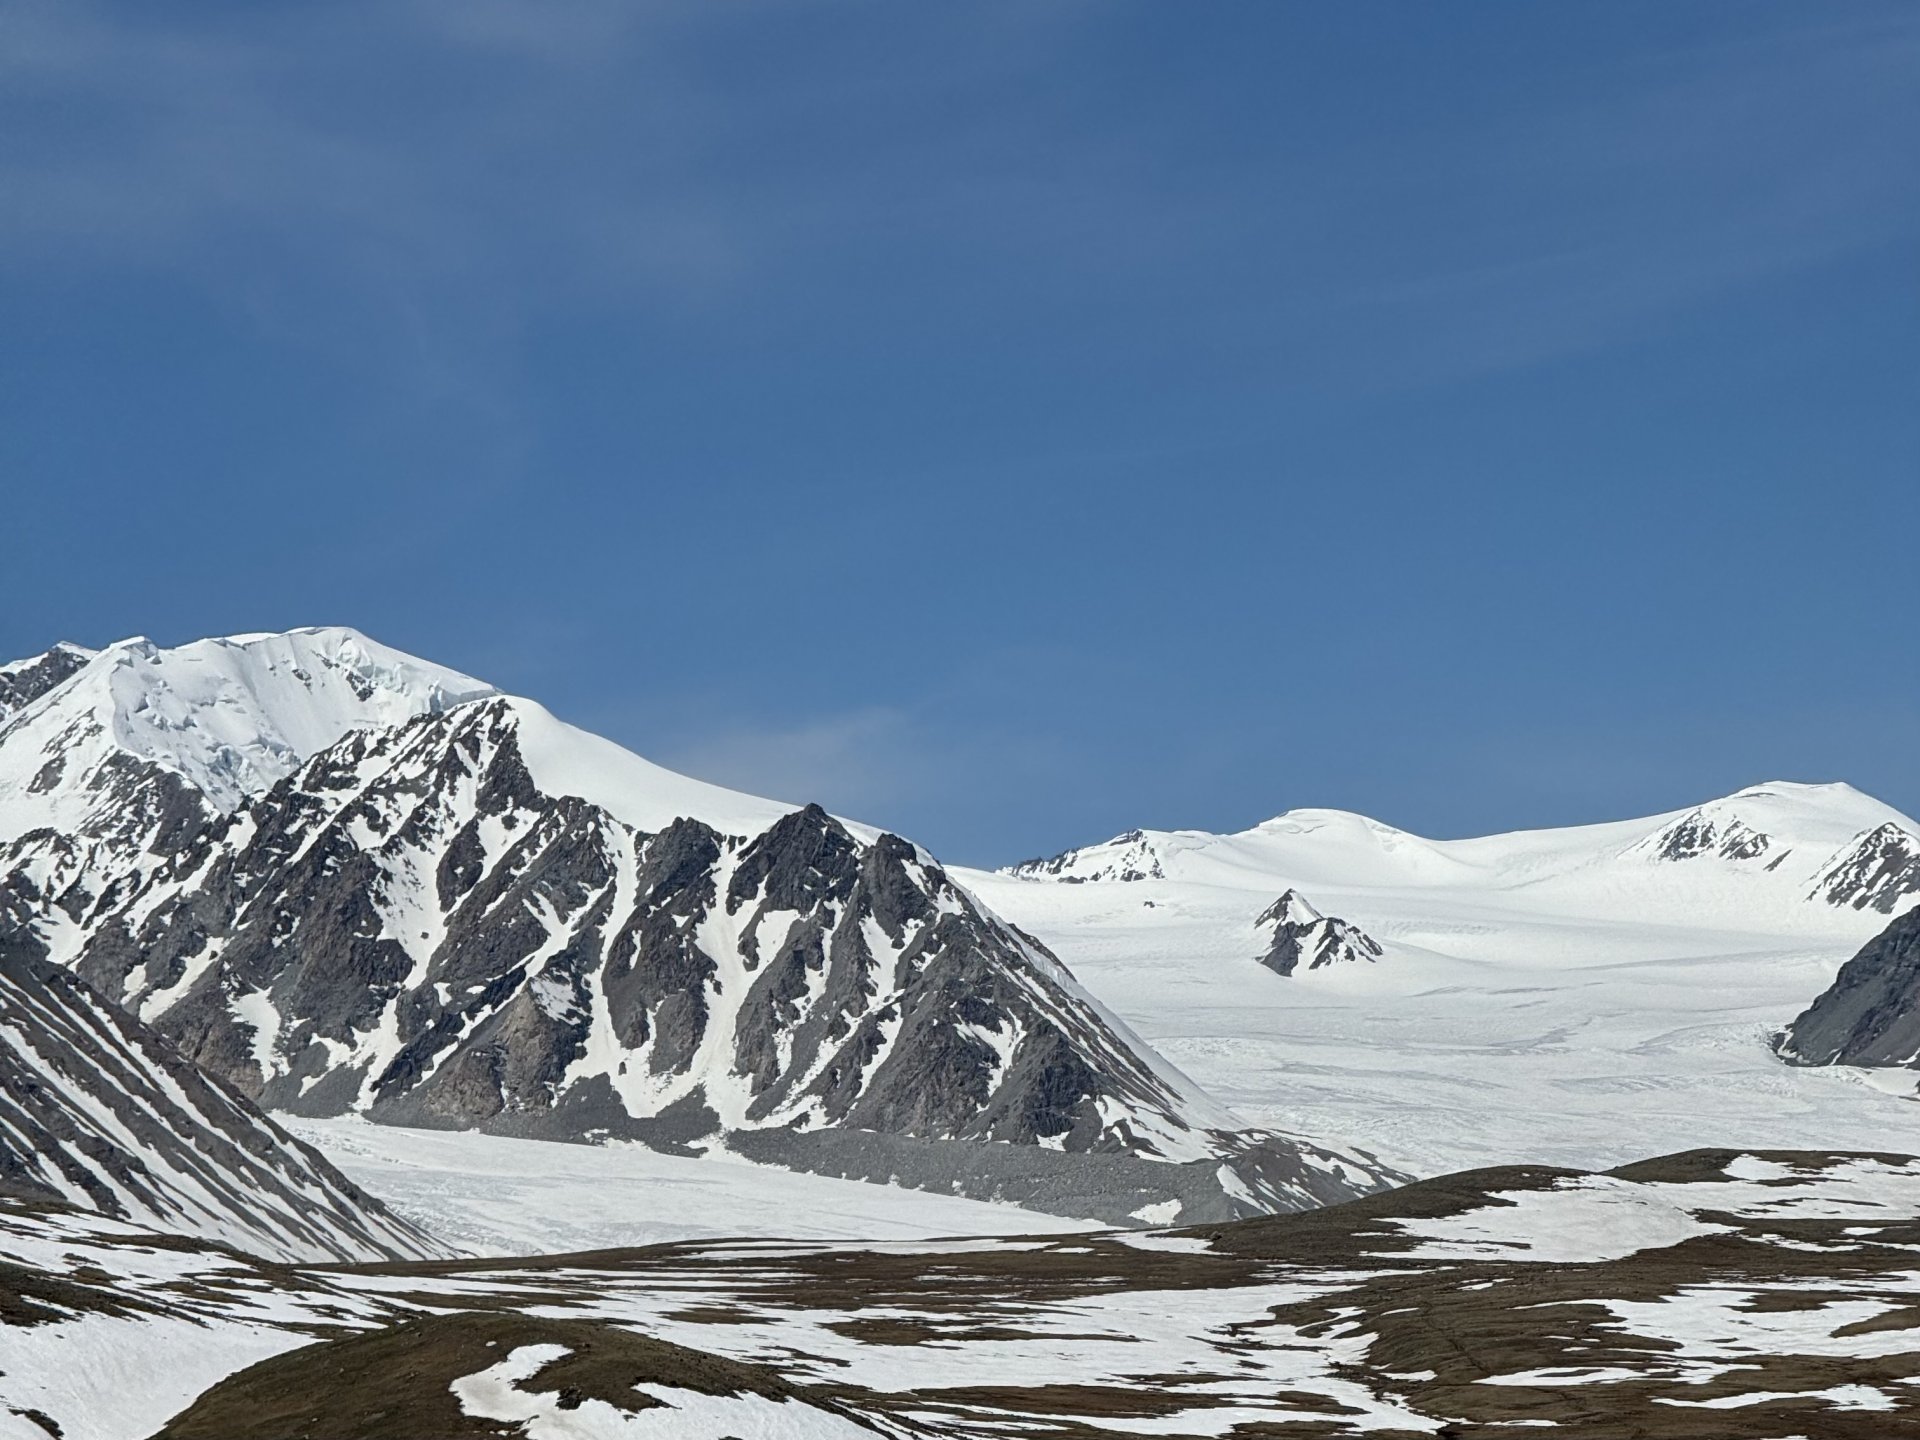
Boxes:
[0,631,1403,1227]
[0,933,442,1262]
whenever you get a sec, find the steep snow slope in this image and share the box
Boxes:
[0,937,444,1262]
[0,630,1401,1228]
[969,782,1920,1177]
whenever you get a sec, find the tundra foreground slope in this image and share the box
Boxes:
[6,1148,1920,1438]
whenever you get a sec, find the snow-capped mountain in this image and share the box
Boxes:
[1252,889,1382,976]
[1010,828,1166,883]
[0,934,442,1263]
[1006,782,1920,908]
[0,628,493,829]
[0,630,496,957]
[0,630,1400,1226]
[969,780,1920,1178]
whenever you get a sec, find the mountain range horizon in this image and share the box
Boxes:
[9,625,1909,871]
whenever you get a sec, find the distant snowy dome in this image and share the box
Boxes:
[1003,778,1920,923]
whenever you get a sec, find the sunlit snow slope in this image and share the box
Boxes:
[968,783,1920,1177]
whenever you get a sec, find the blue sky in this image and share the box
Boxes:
[3,1,1916,865]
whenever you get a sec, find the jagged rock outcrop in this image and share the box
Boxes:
[0,641,91,721]
[1638,809,1774,863]
[1780,907,1920,1069]
[1811,823,1920,915]
[1253,890,1383,976]
[0,934,445,1261]
[1008,829,1166,883]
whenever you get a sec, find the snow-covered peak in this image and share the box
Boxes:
[0,639,95,677]
[1252,888,1383,976]
[83,627,496,809]
[1006,828,1170,884]
[1253,807,1411,838]
[0,627,494,838]
[1630,782,1911,868]
[1256,888,1323,928]
[0,641,95,722]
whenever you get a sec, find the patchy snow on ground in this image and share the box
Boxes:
[449,1344,879,1440]
[11,1148,1920,1440]
[1392,1176,1733,1263]
[1387,1155,1920,1263]
[0,1311,305,1440]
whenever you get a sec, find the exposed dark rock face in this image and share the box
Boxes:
[1007,829,1165,883]
[1253,889,1383,976]
[0,934,442,1262]
[1645,810,1774,863]
[0,696,1403,1222]
[0,643,90,721]
[1780,907,1920,1069]
[1812,822,1920,915]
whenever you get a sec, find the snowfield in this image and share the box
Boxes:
[287,1116,1087,1253]
[965,781,1920,1178]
